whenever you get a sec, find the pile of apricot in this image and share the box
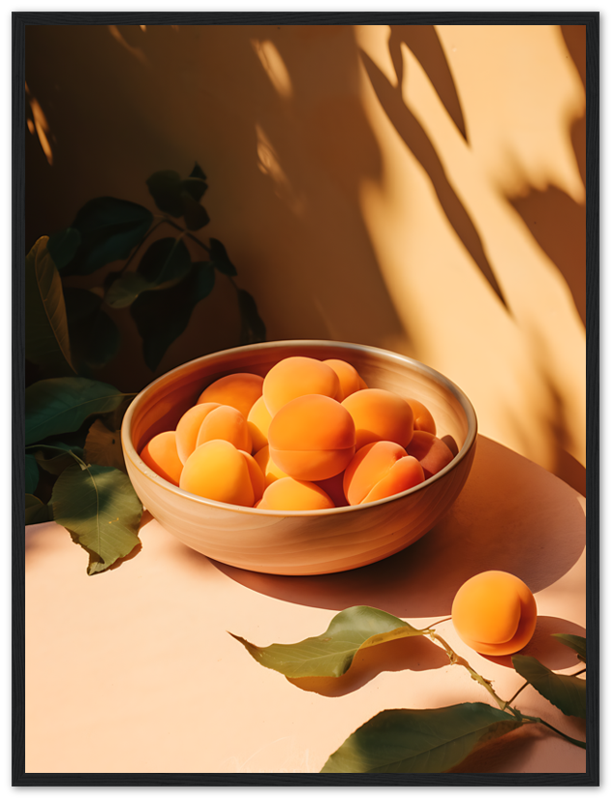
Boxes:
[139,355,458,511]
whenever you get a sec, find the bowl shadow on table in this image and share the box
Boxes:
[206,437,586,619]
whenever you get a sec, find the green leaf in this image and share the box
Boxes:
[25,236,75,375]
[146,170,184,217]
[180,191,209,230]
[321,703,524,773]
[34,445,81,476]
[209,238,237,276]
[231,606,427,679]
[47,227,81,270]
[84,419,126,472]
[137,237,191,287]
[237,288,266,345]
[104,272,152,309]
[131,262,216,371]
[146,166,208,225]
[64,287,121,369]
[25,454,40,494]
[25,377,125,446]
[552,633,586,663]
[51,464,143,575]
[25,494,53,525]
[62,197,154,275]
[512,655,586,719]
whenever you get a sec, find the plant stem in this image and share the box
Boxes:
[521,714,586,750]
[428,631,509,712]
[505,681,529,708]
[159,217,211,255]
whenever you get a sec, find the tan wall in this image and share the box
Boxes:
[24,23,586,492]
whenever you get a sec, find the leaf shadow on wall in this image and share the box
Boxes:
[361,30,507,309]
[505,25,586,327]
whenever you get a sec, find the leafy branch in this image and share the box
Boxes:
[24,162,266,575]
[231,606,586,772]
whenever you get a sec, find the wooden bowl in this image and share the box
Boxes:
[121,340,477,575]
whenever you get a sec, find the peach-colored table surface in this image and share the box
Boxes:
[25,435,586,775]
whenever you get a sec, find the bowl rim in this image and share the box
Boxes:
[121,339,478,517]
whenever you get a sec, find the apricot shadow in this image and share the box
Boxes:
[484,616,586,671]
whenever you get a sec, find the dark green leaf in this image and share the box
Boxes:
[84,419,126,472]
[25,454,40,494]
[131,262,215,371]
[189,162,207,182]
[47,227,81,270]
[25,377,125,445]
[182,176,208,203]
[104,272,153,308]
[25,236,75,375]
[64,287,121,370]
[231,606,427,679]
[512,655,586,719]
[146,170,184,217]
[25,494,53,525]
[62,197,153,275]
[238,288,266,345]
[180,192,210,230]
[321,703,524,773]
[209,238,237,276]
[34,445,81,476]
[51,464,143,575]
[137,237,191,287]
[552,634,586,663]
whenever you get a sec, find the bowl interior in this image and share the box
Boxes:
[128,341,474,481]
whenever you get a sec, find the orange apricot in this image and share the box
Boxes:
[140,431,184,486]
[197,372,263,419]
[262,356,340,416]
[247,395,272,453]
[322,358,368,402]
[451,571,537,656]
[195,404,252,452]
[405,431,454,479]
[254,444,290,486]
[407,398,437,435]
[257,477,334,511]
[341,388,414,451]
[343,440,424,505]
[175,402,222,464]
[268,394,355,481]
[179,440,263,506]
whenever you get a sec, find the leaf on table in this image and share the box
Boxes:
[61,197,154,276]
[231,605,427,679]
[25,377,125,446]
[25,236,75,375]
[512,654,586,719]
[320,703,524,773]
[84,419,126,472]
[552,633,586,663]
[51,463,143,575]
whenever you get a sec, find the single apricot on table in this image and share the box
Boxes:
[268,393,356,481]
[343,440,425,505]
[257,477,335,511]
[140,430,184,486]
[341,388,414,451]
[451,570,537,656]
[262,356,340,416]
[179,439,263,507]
[197,372,263,419]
